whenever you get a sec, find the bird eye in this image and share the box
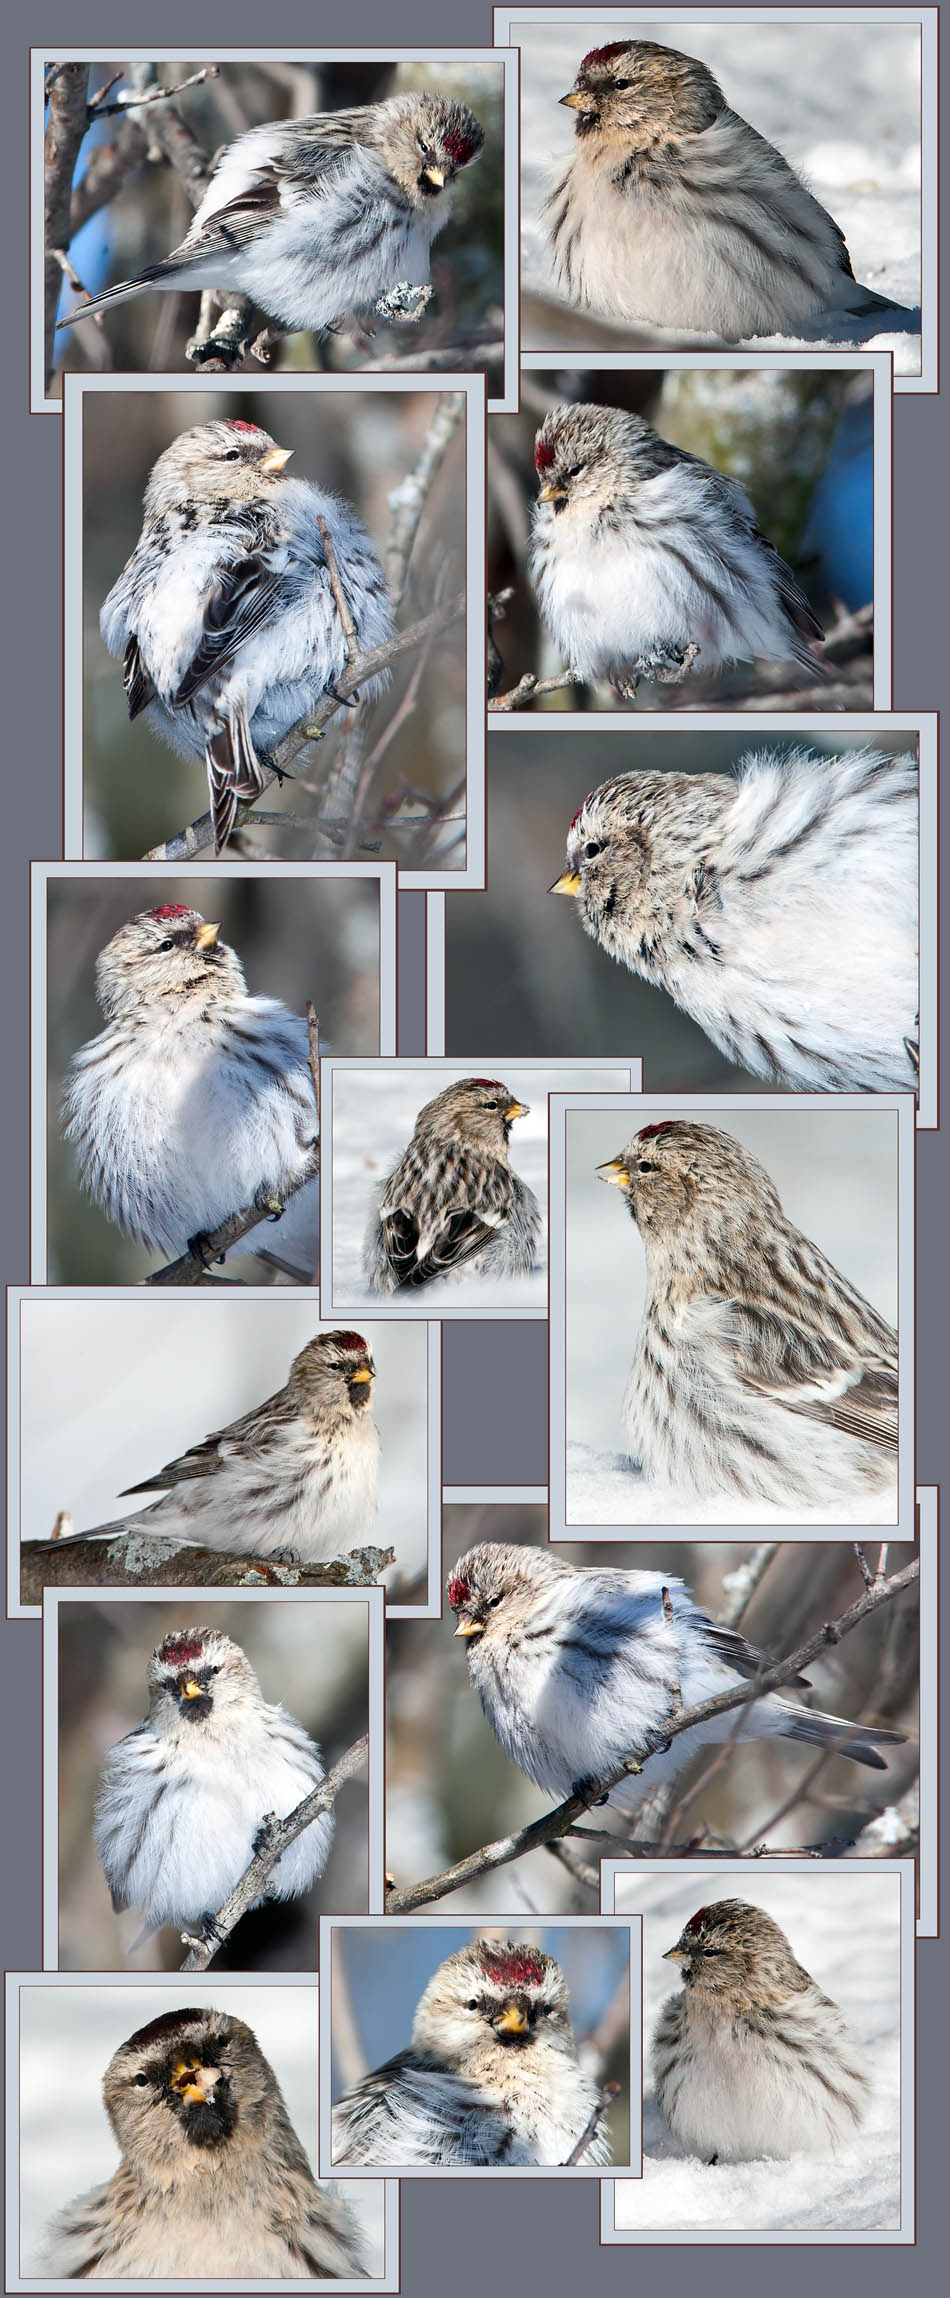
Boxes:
[221,448,242,461]
[157,938,175,952]
[612,78,632,90]
[207,1666,220,1677]
[133,2072,149,2087]
[583,841,604,860]
[637,1159,654,1173]
[565,464,583,480]
[487,1594,503,1609]
[466,1998,479,2011]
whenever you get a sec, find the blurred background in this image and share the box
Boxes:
[49,58,505,391]
[564,1102,899,1526]
[18,1982,386,2274]
[386,1506,918,1909]
[329,1921,631,2167]
[45,873,380,1283]
[488,366,875,709]
[57,1596,370,1969]
[81,386,469,864]
[17,1300,430,1597]
[445,725,919,1079]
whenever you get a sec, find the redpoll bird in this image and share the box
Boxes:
[545,41,895,341]
[57,93,484,340]
[551,749,919,1092]
[653,1899,870,2160]
[599,1119,898,1507]
[74,1332,378,1564]
[332,1939,609,2167]
[42,2006,367,2278]
[63,905,319,1279]
[447,1542,903,1815]
[530,403,824,694]
[99,418,393,853]
[93,1626,334,1947]
[363,1078,541,1291]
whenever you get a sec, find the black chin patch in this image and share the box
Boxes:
[166,2078,237,2150]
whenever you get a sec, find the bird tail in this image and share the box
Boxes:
[779,1703,905,1770]
[55,265,168,330]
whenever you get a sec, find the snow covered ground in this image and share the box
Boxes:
[330,1064,630,1309]
[566,1440,897,1528]
[518,16,922,374]
[610,1869,902,2234]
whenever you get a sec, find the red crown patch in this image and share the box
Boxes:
[146,905,190,922]
[478,1945,548,1987]
[224,420,266,434]
[447,1577,470,1610]
[126,2008,205,2052]
[580,41,631,70]
[636,1120,679,1143]
[332,1331,368,1351]
[568,790,598,834]
[535,439,556,474]
[158,1633,205,1666]
[443,128,479,163]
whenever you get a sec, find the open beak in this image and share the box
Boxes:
[194,921,220,951]
[180,1677,205,1701]
[453,1618,484,1639]
[495,2003,529,2035]
[549,869,582,896]
[560,89,598,113]
[537,482,568,505]
[260,444,294,474]
[171,2056,216,2104]
[505,1100,529,1122]
[424,164,446,188]
[597,1158,630,1188]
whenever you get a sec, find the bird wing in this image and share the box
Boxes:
[122,633,157,719]
[379,1150,514,1288]
[171,550,290,706]
[333,2053,510,2166]
[703,1296,898,1453]
[697,1613,813,1690]
[176,136,360,260]
[118,1389,286,1493]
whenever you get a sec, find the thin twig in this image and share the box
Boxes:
[717,1544,780,1628]
[488,668,580,713]
[563,2083,620,2167]
[144,1146,318,1286]
[88,66,219,119]
[306,1006,321,1152]
[317,518,359,662]
[385,391,466,610]
[44,63,91,387]
[178,1736,368,1971]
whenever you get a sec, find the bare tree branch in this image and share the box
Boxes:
[563,2082,620,2167]
[45,63,91,387]
[89,66,220,119]
[178,1735,368,1971]
[144,1143,318,1286]
[20,1538,394,1602]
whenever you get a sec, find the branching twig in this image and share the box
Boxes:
[563,2083,620,2167]
[44,63,91,387]
[178,1736,368,1971]
[88,66,219,119]
[488,668,580,713]
[386,391,466,610]
[318,518,359,662]
[144,1145,318,1286]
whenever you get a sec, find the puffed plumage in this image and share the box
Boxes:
[363,1077,541,1291]
[653,1898,870,2160]
[63,904,318,1278]
[99,418,393,852]
[545,41,893,341]
[552,748,918,1092]
[530,402,824,694]
[447,1541,903,1814]
[332,1939,609,2166]
[42,2006,367,2278]
[93,1626,333,1943]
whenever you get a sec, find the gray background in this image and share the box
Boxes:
[10,1,946,2289]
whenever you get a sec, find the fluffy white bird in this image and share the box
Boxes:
[99,418,393,853]
[57,92,484,340]
[363,1077,541,1291]
[447,1542,903,1814]
[653,1898,870,2161]
[551,748,919,1092]
[545,40,896,341]
[63,905,319,1279]
[93,1625,334,1946]
[530,403,824,695]
[42,2006,367,2278]
[332,1938,610,2166]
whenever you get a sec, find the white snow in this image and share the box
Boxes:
[565,1440,897,1528]
[611,1869,902,2233]
[518,16,922,374]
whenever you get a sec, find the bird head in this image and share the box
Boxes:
[291,1329,377,1414]
[144,420,294,516]
[447,1540,558,1646]
[94,906,245,1021]
[416,1077,530,1155]
[146,1627,259,1732]
[102,2007,277,2169]
[596,1118,780,1255]
[663,1898,808,2008]
[375,93,484,204]
[411,1939,572,2071]
[559,39,723,148]
[533,403,664,522]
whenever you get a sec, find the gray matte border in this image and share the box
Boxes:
[318,1911,642,2177]
[6,1290,441,1621]
[494,4,937,393]
[599,1855,916,2244]
[320,1055,640,1319]
[33,44,520,414]
[547,1088,916,1538]
[61,369,487,891]
[5,1969,400,2293]
[41,1582,387,1967]
[29,858,397,1289]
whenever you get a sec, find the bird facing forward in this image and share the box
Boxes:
[99,418,393,853]
[447,1540,904,1815]
[652,1898,870,2160]
[93,1626,334,1947]
[598,1119,898,1507]
[63,904,319,1279]
[42,2006,367,2278]
[57,91,484,341]
[545,40,895,341]
[331,1938,610,2166]
[529,403,825,696]
[363,1077,541,1291]
[550,748,919,1093]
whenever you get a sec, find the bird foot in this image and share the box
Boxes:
[571,1775,611,1808]
[330,688,360,709]
[186,1229,225,1272]
[252,1811,281,1858]
[254,1188,285,1223]
[374,281,433,325]
[180,1912,227,1949]
[620,641,702,690]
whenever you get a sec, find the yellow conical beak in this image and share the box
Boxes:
[662,1944,686,1962]
[260,444,294,474]
[194,921,220,951]
[597,1159,629,1188]
[495,2003,529,2035]
[560,90,597,111]
[171,2055,215,2103]
[538,482,568,504]
[181,1677,205,1700]
[454,1619,483,1639]
[505,1101,529,1122]
[549,869,582,896]
[349,1366,372,1384]
[424,165,446,188]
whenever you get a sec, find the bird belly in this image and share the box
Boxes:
[231,203,429,332]
[534,524,681,679]
[660,2013,857,2161]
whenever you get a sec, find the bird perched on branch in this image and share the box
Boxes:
[447,1541,904,1813]
[57,91,484,341]
[332,1937,610,2166]
[550,748,919,1092]
[99,418,393,853]
[42,2006,367,2278]
[598,1119,898,1507]
[364,1077,541,1291]
[529,402,825,695]
[73,1332,379,1564]
[63,904,319,1279]
[653,1898,870,2160]
[93,1625,334,1949]
[545,40,898,341]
